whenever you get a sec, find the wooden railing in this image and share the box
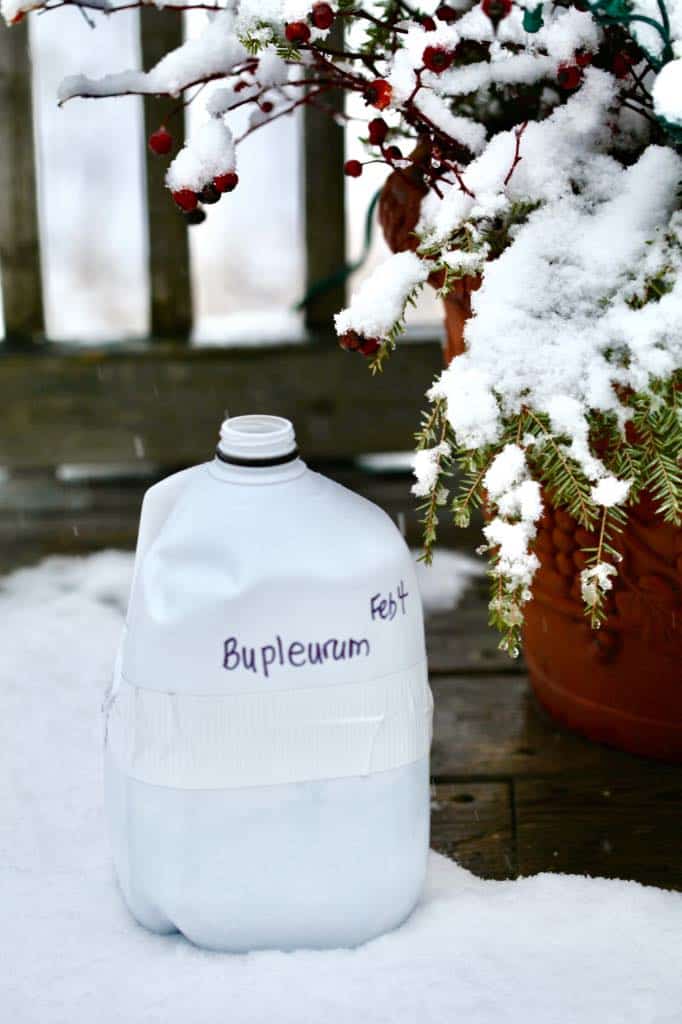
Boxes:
[0,17,441,469]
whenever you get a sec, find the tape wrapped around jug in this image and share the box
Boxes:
[105,660,433,789]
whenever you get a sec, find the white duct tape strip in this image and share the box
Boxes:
[105,660,432,790]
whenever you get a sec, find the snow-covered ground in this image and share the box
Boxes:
[2,550,681,1021]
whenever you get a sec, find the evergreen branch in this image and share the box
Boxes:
[525,410,597,528]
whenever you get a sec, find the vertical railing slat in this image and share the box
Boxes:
[0,21,44,344]
[303,24,346,334]
[140,11,192,341]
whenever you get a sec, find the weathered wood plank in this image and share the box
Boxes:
[0,21,44,342]
[515,774,682,889]
[430,674,653,779]
[140,12,192,340]
[425,577,522,676]
[431,781,516,879]
[0,339,441,467]
[303,22,346,332]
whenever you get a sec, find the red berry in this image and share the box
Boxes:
[481,0,512,20]
[344,159,363,178]
[386,145,402,160]
[172,189,198,212]
[420,15,437,30]
[199,182,221,205]
[10,10,24,23]
[148,126,173,156]
[260,100,274,113]
[368,117,388,145]
[423,45,454,73]
[234,80,249,92]
[213,172,239,193]
[435,4,456,22]
[185,208,207,226]
[575,49,592,68]
[612,52,632,78]
[360,337,381,357]
[311,2,335,29]
[339,331,362,352]
[557,63,582,90]
[364,79,392,110]
[285,21,311,45]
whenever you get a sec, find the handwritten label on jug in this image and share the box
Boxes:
[370,580,408,621]
[223,635,370,679]
[222,581,410,677]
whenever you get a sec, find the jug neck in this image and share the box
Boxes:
[208,455,307,485]
[210,414,306,485]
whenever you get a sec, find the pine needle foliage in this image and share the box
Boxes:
[410,371,681,654]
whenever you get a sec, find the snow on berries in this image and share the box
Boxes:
[148,126,173,156]
[335,251,431,343]
[166,117,238,220]
[364,79,392,111]
[166,118,235,194]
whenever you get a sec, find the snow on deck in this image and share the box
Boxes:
[1,551,681,1022]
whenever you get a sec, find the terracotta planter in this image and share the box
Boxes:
[380,170,682,761]
[526,499,682,761]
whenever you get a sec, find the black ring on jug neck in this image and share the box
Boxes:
[214,446,300,468]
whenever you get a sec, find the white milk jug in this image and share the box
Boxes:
[104,414,432,951]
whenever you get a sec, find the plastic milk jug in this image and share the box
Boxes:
[104,415,432,951]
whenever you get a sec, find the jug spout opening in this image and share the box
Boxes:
[217,415,298,467]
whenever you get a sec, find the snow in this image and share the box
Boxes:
[653,58,682,127]
[481,443,527,501]
[580,559,619,609]
[166,117,236,193]
[414,90,487,156]
[412,441,450,498]
[2,550,682,1021]
[334,251,432,340]
[591,476,632,508]
[422,74,682,508]
[58,11,247,102]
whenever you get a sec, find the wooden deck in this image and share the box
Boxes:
[3,464,681,890]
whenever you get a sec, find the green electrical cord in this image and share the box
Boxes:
[294,187,382,312]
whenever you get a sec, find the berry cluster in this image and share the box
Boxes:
[137,1,652,231]
[171,173,239,226]
[343,115,401,179]
[338,331,381,358]
[148,122,239,226]
[284,3,335,46]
